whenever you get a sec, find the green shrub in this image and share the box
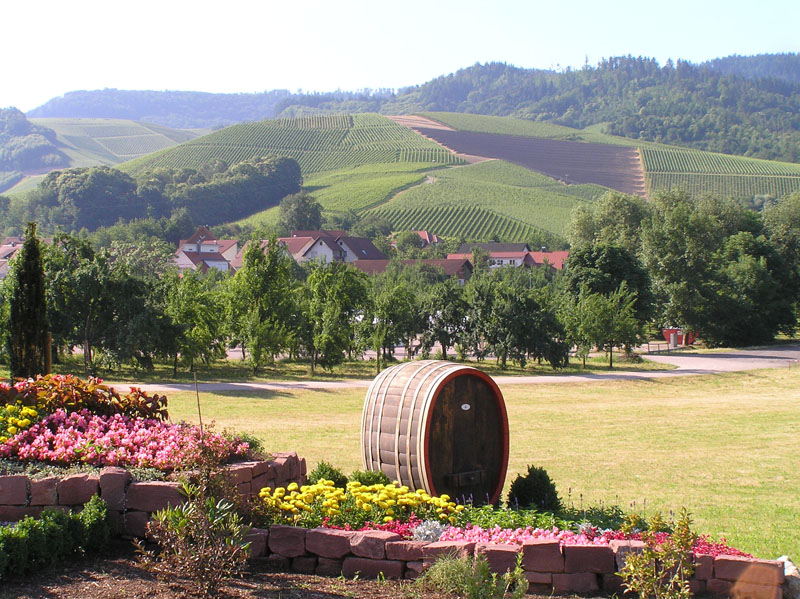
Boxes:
[348,469,392,486]
[418,553,528,599]
[619,508,697,599]
[137,483,251,598]
[307,460,348,488]
[0,496,111,580]
[507,465,561,512]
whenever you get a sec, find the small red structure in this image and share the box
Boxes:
[662,328,697,346]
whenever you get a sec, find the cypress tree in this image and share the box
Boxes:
[7,222,49,379]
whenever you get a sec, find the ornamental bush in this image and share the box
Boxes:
[507,465,561,512]
[0,495,111,580]
[306,460,348,488]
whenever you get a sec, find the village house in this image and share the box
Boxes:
[174,226,239,273]
[448,242,569,271]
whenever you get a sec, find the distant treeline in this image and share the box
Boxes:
[0,155,301,236]
[24,54,800,163]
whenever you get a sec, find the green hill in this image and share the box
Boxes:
[3,118,204,195]
[420,112,800,201]
[122,113,462,176]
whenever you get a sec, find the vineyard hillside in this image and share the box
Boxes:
[416,112,800,201]
[5,118,203,195]
[366,160,606,244]
[121,114,463,176]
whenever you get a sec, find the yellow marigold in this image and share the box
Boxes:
[287,482,299,492]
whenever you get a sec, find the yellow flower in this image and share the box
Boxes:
[287,482,299,492]
[7,426,17,435]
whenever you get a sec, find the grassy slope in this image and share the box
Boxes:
[368,160,606,239]
[165,366,800,559]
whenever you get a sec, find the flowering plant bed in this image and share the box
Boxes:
[0,375,250,473]
[438,524,752,557]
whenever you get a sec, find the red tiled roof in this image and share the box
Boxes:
[337,236,386,260]
[529,251,570,270]
[182,225,216,245]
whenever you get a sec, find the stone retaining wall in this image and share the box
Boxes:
[0,454,790,598]
[248,527,787,599]
[0,451,306,537]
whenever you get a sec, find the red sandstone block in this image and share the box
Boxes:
[98,467,130,511]
[475,543,520,574]
[342,557,404,579]
[405,561,424,579]
[263,553,291,570]
[609,539,646,570]
[525,571,552,584]
[564,544,615,574]
[0,474,28,504]
[249,460,271,478]
[729,581,782,599]
[126,481,183,512]
[350,530,401,560]
[29,477,58,506]
[602,572,627,595]
[226,464,253,485]
[714,556,785,586]
[292,556,317,574]
[553,572,600,593]
[521,539,564,573]
[386,540,427,561]
[695,554,714,580]
[422,541,475,559]
[708,578,734,596]
[107,510,123,535]
[251,473,271,494]
[268,525,307,558]
[57,473,99,505]
[244,528,269,558]
[236,481,252,498]
[124,511,151,538]
[690,579,707,595]
[300,457,307,476]
[0,506,41,521]
[316,557,343,576]
[306,528,355,559]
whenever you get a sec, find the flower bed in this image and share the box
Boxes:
[1,409,248,470]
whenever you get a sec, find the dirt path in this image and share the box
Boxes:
[107,345,800,395]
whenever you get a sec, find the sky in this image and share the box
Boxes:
[3,0,799,112]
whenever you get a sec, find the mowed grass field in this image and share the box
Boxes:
[164,366,800,559]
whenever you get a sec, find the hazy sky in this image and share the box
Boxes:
[3,0,799,112]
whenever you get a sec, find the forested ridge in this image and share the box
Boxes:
[22,54,800,163]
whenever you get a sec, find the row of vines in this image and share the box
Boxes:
[370,204,540,242]
[126,113,462,176]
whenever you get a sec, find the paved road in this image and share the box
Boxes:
[108,345,800,395]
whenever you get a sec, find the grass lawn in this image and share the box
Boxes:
[164,365,800,560]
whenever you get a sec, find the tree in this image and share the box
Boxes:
[580,283,642,368]
[6,222,49,378]
[420,277,468,360]
[163,270,226,374]
[361,279,418,373]
[568,191,652,254]
[226,238,296,373]
[303,262,368,372]
[563,243,653,322]
[276,192,323,235]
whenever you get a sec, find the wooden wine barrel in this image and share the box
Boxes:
[361,360,509,504]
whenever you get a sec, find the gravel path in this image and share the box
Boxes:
[108,345,800,394]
